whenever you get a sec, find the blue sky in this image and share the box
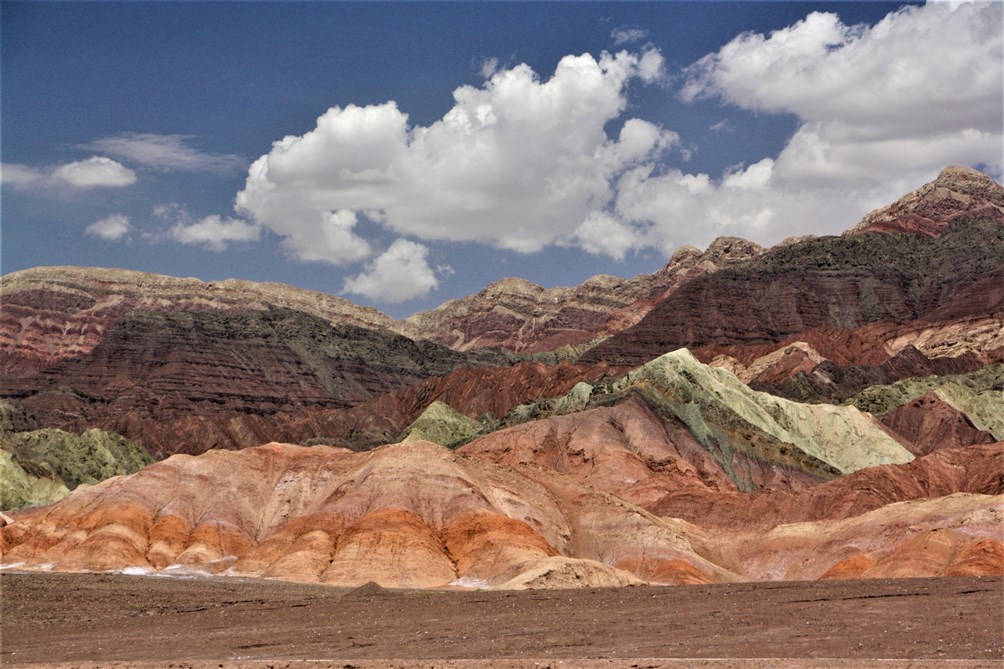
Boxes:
[3,1,1001,318]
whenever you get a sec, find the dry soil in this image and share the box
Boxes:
[1,572,1001,669]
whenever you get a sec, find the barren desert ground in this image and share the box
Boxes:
[2,572,1002,669]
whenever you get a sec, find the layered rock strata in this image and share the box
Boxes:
[403,237,764,353]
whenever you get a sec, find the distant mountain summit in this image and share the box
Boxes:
[847,165,1004,237]
[581,167,1004,368]
[403,236,764,354]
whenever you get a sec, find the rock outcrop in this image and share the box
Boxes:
[846,364,1004,438]
[611,350,914,483]
[397,401,484,448]
[880,391,997,456]
[649,442,1004,529]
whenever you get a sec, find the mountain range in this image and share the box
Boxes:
[1,165,1002,589]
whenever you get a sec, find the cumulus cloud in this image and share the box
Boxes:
[680,1,1002,185]
[154,203,260,251]
[51,157,137,188]
[86,214,132,241]
[572,211,642,261]
[342,239,444,303]
[612,0,1003,252]
[220,2,998,280]
[234,49,673,265]
[611,26,649,45]
[168,214,260,251]
[84,133,245,173]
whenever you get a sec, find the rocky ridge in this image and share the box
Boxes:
[582,218,1004,368]
[402,237,764,353]
[0,266,403,379]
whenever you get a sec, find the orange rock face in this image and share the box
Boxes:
[3,436,1000,587]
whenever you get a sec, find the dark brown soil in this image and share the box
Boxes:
[2,572,1002,669]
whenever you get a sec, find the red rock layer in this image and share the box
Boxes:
[0,266,399,380]
[649,442,1004,528]
[403,237,764,353]
[278,359,619,449]
[10,358,613,457]
[846,166,1004,237]
[881,391,997,456]
[3,308,519,457]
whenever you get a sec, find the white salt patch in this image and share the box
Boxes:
[449,576,491,589]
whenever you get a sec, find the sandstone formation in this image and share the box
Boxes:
[0,441,734,588]
[649,442,1004,528]
[611,350,914,480]
[846,166,1004,237]
[403,237,764,353]
[3,439,999,587]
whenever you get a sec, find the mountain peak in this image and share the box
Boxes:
[933,165,1000,192]
[847,166,1004,238]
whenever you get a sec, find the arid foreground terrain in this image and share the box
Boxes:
[2,572,1002,669]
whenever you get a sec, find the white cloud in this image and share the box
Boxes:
[342,239,444,303]
[51,157,137,188]
[168,214,260,251]
[221,3,998,277]
[234,49,673,264]
[573,211,641,261]
[611,26,649,45]
[1,163,46,186]
[681,1,1002,184]
[84,133,245,173]
[610,0,1003,252]
[480,57,500,79]
[86,214,132,241]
